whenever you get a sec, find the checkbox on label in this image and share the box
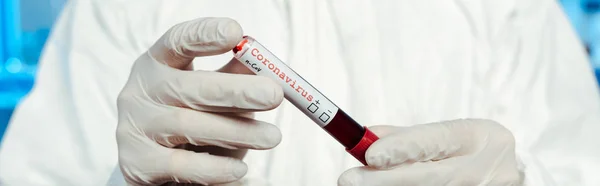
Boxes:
[319,112,330,122]
[308,103,319,113]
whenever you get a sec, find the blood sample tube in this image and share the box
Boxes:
[232,36,379,165]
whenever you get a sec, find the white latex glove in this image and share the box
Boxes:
[116,17,283,185]
[338,119,523,186]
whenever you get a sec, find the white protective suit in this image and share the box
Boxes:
[1,0,600,185]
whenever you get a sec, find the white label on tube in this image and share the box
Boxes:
[236,40,339,127]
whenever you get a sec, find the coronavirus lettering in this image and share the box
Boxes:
[251,48,313,102]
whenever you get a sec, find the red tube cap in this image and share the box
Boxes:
[346,127,379,165]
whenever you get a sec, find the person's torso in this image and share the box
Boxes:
[2,0,543,185]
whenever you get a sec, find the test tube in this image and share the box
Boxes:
[232,36,379,165]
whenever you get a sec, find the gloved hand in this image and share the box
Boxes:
[338,119,523,186]
[116,17,283,185]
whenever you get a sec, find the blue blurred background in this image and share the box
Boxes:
[0,0,599,141]
[0,0,66,140]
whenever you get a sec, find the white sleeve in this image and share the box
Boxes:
[0,1,152,184]
[106,166,127,186]
[509,1,600,185]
